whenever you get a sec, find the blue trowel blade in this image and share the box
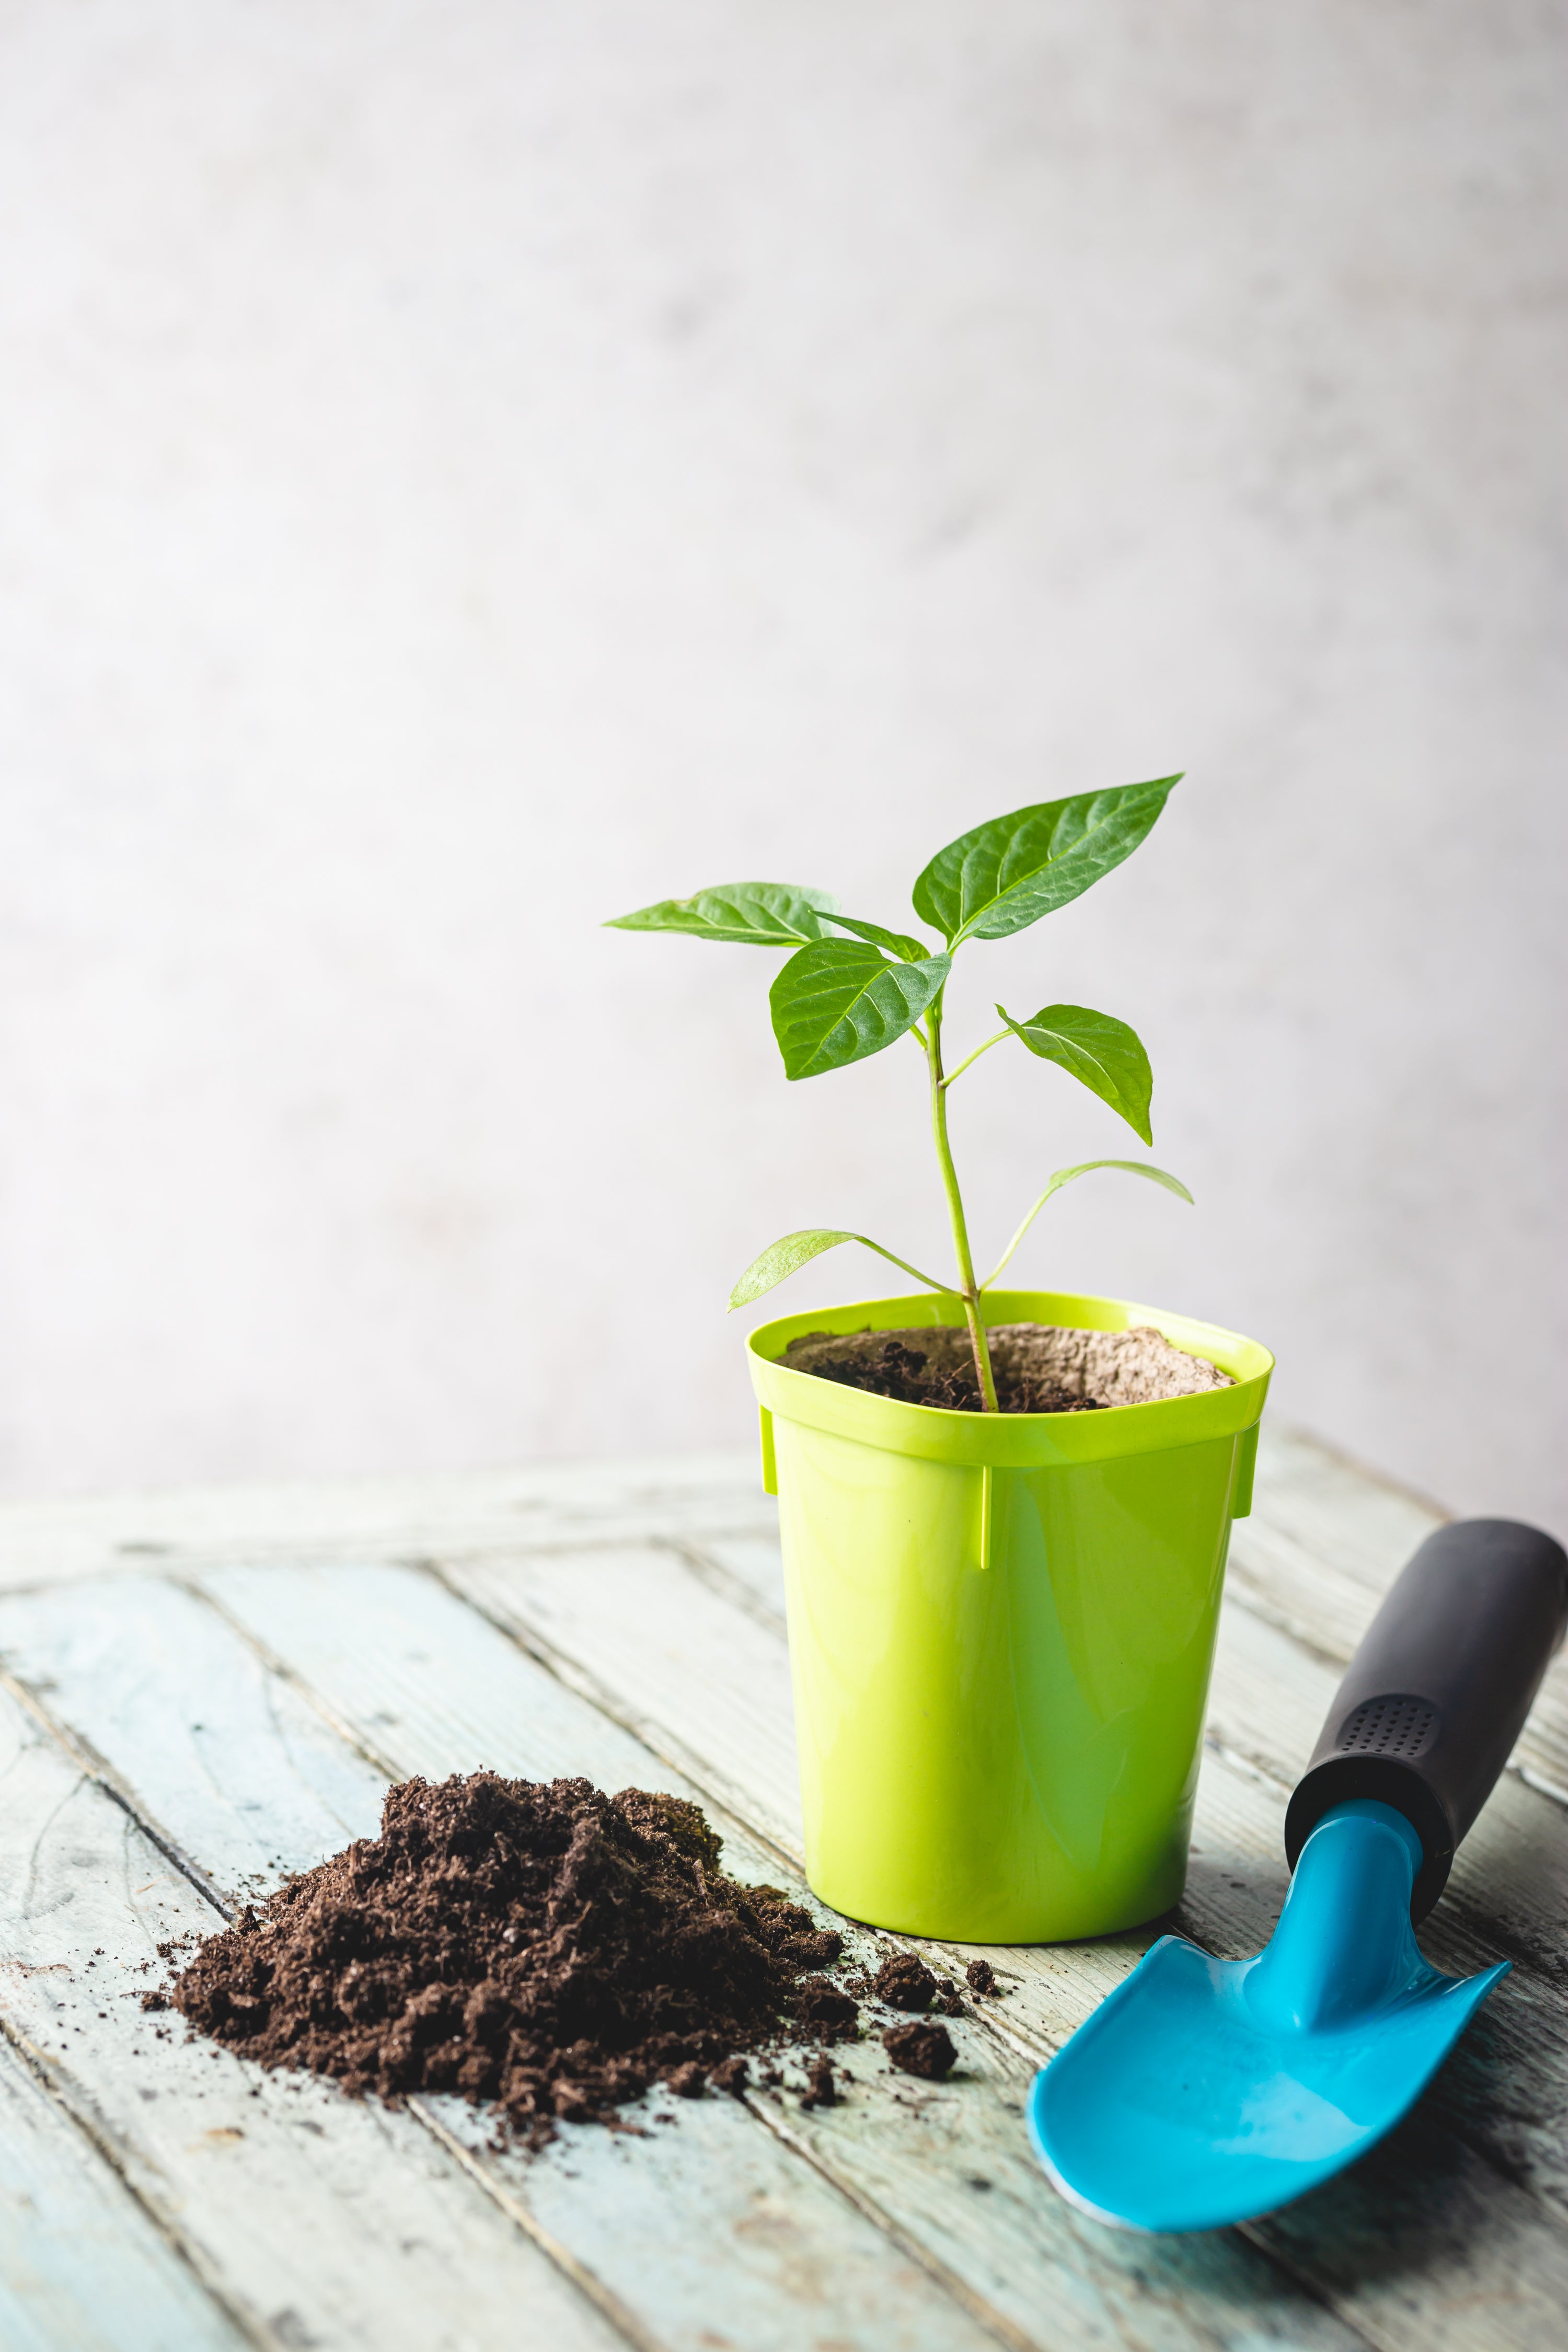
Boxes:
[1027,1801,1509,2234]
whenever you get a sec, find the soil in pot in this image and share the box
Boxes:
[154,1771,858,2144]
[779,1321,1233,1414]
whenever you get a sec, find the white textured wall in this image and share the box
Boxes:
[1,1,1563,1527]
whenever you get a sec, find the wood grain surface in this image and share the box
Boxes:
[0,1427,1562,2349]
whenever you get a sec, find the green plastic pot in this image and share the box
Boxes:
[748,1289,1273,1944]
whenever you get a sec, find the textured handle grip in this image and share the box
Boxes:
[1283,1518,1568,1919]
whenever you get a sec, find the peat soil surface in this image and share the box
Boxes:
[779,1321,1233,1413]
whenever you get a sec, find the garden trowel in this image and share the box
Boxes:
[1027,1516,1568,2233]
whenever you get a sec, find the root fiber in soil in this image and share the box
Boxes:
[160,1772,857,2141]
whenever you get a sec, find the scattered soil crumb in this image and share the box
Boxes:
[874,1953,937,2012]
[795,1977,860,2037]
[964,1960,997,1996]
[710,2055,749,2099]
[932,1977,966,2018]
[779,1323,1232,1414]
[800,2054,837,2109]
[884,2021,958,2080]
[163,1772,856,2145]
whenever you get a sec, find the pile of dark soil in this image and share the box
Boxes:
[779,1321,1232,1415]
[160,1772,857,2142]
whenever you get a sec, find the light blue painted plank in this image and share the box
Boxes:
[679,1530,788,1621]
[0,1575,385,1899]
[19,1560,1542,2352]
[207,1559,699,1808]
[328,1543,803,1856]
[13,1574,1002,2352]
[0,2035,243,2352]
[0,1571,1025,2352]
[0,1687,632,2352]
[193,1563,1370,2352]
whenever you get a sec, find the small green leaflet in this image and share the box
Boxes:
[729,1228,955,1310]
[912,778,1180,947]
[823,914,933,963]
[605,882,838,946]
[983,1158,1193,1287]
[770,939,950,1080]
[1030,1159,1192,1209]
[996,1002,1154,1145]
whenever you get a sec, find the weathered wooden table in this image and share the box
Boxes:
[0,1428,1563,2351]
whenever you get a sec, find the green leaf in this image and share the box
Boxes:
[728,1228,955,1310]
[769,939,950,1080]
[605,881,838,946]
[729,1229,857,1308]
[996,1002,1154,1144]
[1030,1159,1192,1210]
[912,778,1180,946]
[982,1158,1193,1288]
[823,914,933,963]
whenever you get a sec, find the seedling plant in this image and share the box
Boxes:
[608,780,1191,1412]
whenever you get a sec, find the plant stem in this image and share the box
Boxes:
[927,993,1001,1412]
[938,1029,1009,1089]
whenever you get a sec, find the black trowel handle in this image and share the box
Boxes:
[1283,1519,1568,1920]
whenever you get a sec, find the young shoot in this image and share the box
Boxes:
[606,780,1193,1412]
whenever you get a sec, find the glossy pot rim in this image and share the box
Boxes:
[747,1287,1273,1469]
